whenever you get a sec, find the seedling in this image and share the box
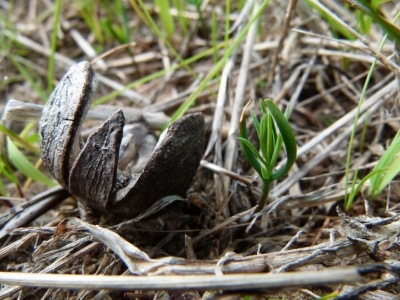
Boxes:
[238,99,297,210]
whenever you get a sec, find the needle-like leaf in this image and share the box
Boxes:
[238,101,263,177]
[264,100,297,181]
[237,137,268,174]
[238,99,297,211]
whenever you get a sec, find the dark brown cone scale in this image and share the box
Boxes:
[109,113,204,217]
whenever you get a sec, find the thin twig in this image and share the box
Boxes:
[268,0,298,82]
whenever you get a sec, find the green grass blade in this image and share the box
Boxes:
[211,11,218,64]
[356,9,372,35]
[0,154,19,184]
[0,178,6,196]
[154,0,175,39]
[173,0,188,36]
[345,11,400,208]
[353,0,400,42]
[347,168,387,210]
[0,124,40,155]
[224,0,231,50]
[93,40,228,106]
[169,0,271,124]
[74,0,104,43]
[47,0,63,94]
[19,122,36,140]
[120,4,130,43]
[373,159,400,197]
[9,56,47,101]
[368,130,400,198]
[305,0,355,40]
[129,0,151,28]
[7,138,55,188]
[103,20,121,43]
[138,0,196,78]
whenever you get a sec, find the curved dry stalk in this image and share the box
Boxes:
[268,0,298,81]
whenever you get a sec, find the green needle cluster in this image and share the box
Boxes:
[238,99,297,211]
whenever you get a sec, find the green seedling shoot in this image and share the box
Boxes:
[238,99,297,211]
